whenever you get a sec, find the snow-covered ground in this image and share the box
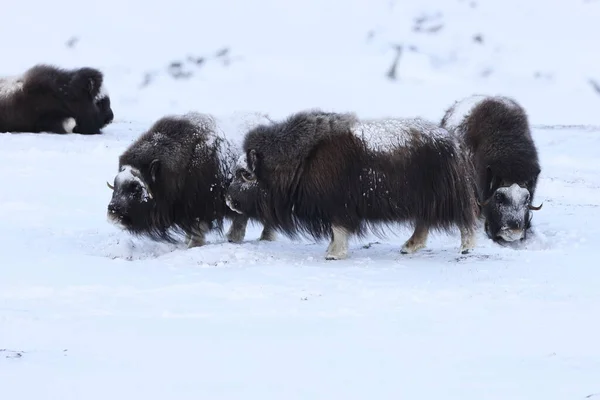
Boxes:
[2,0,600,398]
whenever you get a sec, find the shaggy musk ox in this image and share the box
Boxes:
[441,94,542,245]
[106,112,273,247]
[0,64,114,134]
[227,109,479,260]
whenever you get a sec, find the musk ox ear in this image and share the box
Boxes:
[248,149,258,173]
[149,159,160,182]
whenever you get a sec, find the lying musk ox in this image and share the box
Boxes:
[0,64,114,134]
[226,109,479,260]
[440,94,542,244]
[106,112,273,247]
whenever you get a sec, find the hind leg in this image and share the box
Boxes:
[401,221,429,254]
[187,221,210,248]
[459,226,476,254]
[226,214,249,244]
[259,225,276,241]
[325,225,350,260]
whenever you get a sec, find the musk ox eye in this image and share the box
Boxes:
[241,170,256,183]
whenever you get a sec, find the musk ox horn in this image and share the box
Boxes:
[477,197,492,207]
[528,202,543,211]
[107,181,114,190]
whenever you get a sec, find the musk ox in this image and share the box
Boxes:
[0,64,114,134]
[226,109,479,260]
[106,111,273,247]
[440,94,543,245]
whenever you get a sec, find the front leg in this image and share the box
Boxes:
[325,225,350,260]
[34,116,76,134]
[226,214,249,243]
[401,221,429,254]
[459,226,476,254]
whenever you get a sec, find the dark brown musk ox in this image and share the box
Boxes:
[0,64,114,134]
[440,94,543,245]
[225,109,480,260]
[106,112,274,247]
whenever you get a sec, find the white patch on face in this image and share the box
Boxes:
[497,183,530,207]
[62,117,76,133]
[0,76,24,100]
[236,154,248,170]
[115,165,152,202]
[495,183,531,240]
[94,83,109,102]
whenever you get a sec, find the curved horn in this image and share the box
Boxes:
[528,202,543,211]
[477,196,492,207]
[107,181,114,190]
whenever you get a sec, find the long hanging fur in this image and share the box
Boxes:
[228,109,479,258]
[0,64,113,134]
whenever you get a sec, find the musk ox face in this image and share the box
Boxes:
[94,89,114,127]
[481,182,543,244]
[225,153,263,216]
[68,68,114,134]
[106,162,158,232]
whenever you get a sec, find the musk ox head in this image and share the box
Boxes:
[225,152,265,217]
[106,161,159,235]
[67,67,114,133]
[480,173,542,244]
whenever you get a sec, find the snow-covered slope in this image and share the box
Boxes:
[2,0,599,124]
[1,121,599,399]
[2,1,600,398]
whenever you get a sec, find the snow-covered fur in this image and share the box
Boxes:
[107,112,272,247]
[0,64,113,134]
[441,94,542,245]
[228,109,479,260]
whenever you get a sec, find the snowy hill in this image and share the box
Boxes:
[2,0,600,124]
[2,1,600,399]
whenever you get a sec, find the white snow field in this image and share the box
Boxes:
[2,0,600,398]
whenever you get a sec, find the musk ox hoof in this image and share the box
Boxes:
[187,238,205,248]
[325,253,347,261]
[400,241,426,254]
[226,230,245,244]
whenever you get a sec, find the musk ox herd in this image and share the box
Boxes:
[2,63,544,260]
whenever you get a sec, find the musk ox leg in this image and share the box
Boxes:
[325,225,349,260]
[186,221,210,248]
[401,222,429,254]
[459,226,476,254]
[226,214,249,244]
[259,225,276,242]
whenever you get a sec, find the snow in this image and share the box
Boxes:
[0,76,23,99]
[2,0,600,398]
[355,116,450,151]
